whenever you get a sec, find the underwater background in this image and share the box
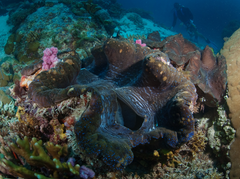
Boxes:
[118,0,240,50]
[0,0,239,179]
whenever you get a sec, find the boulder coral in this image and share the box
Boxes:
[0,56,23,87]
[219,28,240,179]
[10,3,108,63]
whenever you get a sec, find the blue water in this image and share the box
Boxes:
[117,0,240,50]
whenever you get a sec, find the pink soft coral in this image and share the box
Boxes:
[42,47,59,70]
[135,39,146,47]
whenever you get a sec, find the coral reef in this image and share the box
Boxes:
[193,103,234,178]
[127,8,154,21]
[7,1,45,32]
[0,101,18,145]
[79,165,95,179]
[60,0,116,35]
[0,136,82,178]
[92,0,123,18]
[0,6,230,176]
[0,56,23,87]
[146,152,223,179]
[6,3,108,63]
[206,106,235,177]
[94,9,116,35]
[126,13,145,28]
[90,119,223,178]
[81,0,116,35]
[4,34,15,55]
[0,52,94,178]
[207,106,235,155]
[0,101,15,117]
[26,30,41,43]
[0,89,13,104]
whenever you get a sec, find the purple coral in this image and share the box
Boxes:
[79,166,95,179]
[67,157,76,167]
[42,47,59,70]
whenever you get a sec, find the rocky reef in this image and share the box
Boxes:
[0,36,227,178]
[8,37,199,171]
[5,3,109,63]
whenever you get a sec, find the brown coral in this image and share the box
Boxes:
[219,28,240,179]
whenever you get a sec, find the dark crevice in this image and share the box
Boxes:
[117,98,144,131]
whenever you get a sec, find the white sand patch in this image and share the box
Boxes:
[114,14,176,39]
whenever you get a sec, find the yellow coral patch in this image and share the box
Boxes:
[153,150,160,157]
[16,106,35,126]
[53,124,66,141]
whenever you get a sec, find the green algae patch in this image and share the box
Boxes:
[4,34,16,55]
[27,41,40,53]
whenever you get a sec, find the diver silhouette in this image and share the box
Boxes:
[171,2,210,44]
